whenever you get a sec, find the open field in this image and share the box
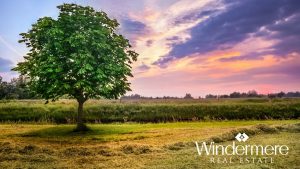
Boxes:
[0,98,300,123]
[0,99,299,168]
[0,120,299,168]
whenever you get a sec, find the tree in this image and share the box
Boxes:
[247,90,258,97]
[0,75,36,100]
[230,91,241,98]
[205,94,217,99]
[277,91,285,98]
[183,93,193,99]
[12,3,138,131]
[0,76,5,99]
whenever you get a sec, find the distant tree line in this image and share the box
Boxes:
[122,91,300,100]
[0,75,38,99]
[205,90,300,99]
[206,90,261,98]
[121,93,196,99]
[121,94,180,99]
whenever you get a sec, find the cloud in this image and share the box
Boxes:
[157,0,300,66]
[263,13,300,56]
[120,18,148,35]
[145,40,153,47]
[0,57,13,72]
[137,63,150,71]
[1,0,299,95]
[126,0,216,72]
[118,17,149,45]
[248,54,300,79]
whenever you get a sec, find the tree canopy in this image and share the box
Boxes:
[12,3,138,130]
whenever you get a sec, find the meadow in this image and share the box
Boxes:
[0,98,299,168]
[0,98,299,123]
[0,121,299,168]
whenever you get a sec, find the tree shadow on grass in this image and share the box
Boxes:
[15,125,137,142]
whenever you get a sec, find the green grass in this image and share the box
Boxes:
[1,120,296,143]
[0,120,299,168]
[0,99,299,168]
[0,98,300,123]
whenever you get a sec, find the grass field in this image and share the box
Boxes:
[0,120,299,168]
[0,99,299,168]
[0,98,300,123]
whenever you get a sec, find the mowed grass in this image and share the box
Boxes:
[147,132,300,169]
[0,120,299,168]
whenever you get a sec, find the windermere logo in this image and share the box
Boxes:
[235,133,249,142]
[195,133,289,164]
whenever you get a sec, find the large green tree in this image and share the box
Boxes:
[13,3,138,131]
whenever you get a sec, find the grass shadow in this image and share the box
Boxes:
[16,125,138,142]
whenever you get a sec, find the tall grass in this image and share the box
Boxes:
[0,98,299,123]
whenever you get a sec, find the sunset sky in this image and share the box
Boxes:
[0,0,300,97]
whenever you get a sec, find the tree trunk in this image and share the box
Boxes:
[75,99,88,131]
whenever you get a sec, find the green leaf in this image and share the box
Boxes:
[46,68,54,73]
[63,84,70,90]
[78,68,86,75]
[12,3,138,102]
[84,64,93,71]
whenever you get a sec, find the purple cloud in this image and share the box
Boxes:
[118,17,149,45]
[0,57,13,72]
[120,18,147,35]
[137,63,150,71]
[156,0,300,66]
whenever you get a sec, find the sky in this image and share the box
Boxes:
[0,0,300,97]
